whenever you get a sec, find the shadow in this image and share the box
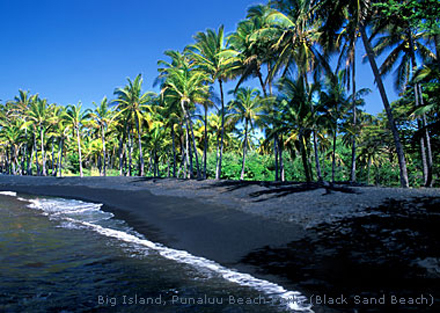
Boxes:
[240,197,440,312]
[206,180,360,201]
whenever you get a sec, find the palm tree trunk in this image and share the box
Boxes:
[77,127,83,178]
[5,147,10,175]
[102,126,107,177]
[181,100,201,179]
[419,85,433,187]
[409,35,430,186]
[274,135,279,181]
[182,134,188,179]
[33,133,40,176]
[215,133,220,178]
[51,137,56,175]
[350,47,357,183]
[171,125,177,178]
[367,155,372,185]
[203,105,208,179]
[313,131,322,181]
[279,135,285,181]
[153,149,157,177]
[53,138,59,177]
[414,85,429,185]
[11,146,17,175]
[118,136,124,176]
[24,128,30,175]
[240,119,249,180]
[58,138,64,177]
[257,71,267,97]
[21,146,25,175]
[299,132,311,182]
[187,127,194,178]
[40,127,46,176]
[128,128,133,177]
[360,24,409,188]
[332,128,337,183]
[185,125,191,179]
[217,79,225,180]
[135,117,144,176]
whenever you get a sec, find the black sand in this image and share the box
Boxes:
[1,176,439,313]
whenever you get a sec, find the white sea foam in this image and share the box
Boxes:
[0,191,17,197]
[26,197,313,312]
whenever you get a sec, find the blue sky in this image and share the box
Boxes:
[1,0,399,115]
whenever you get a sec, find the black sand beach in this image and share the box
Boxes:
[1,176,439,312]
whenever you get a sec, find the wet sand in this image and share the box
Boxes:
[1,176,439,312]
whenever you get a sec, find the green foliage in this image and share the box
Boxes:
[1,0,438,187]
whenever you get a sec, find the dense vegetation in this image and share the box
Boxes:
[0,0,439,187]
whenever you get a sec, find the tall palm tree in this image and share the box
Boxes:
[65,103,90,177]
[262,1,331,181]
[159,50,210,179]
[320,71,352,182]
[315,0,410,187]
[27,97,51,176]
[190,25,239,179]
[53,106,70,177]
[372,13,435,187]
[91,97,114,176]
[113,74,154,176]
[12,90,32,174]
[277,76,317,182]
[229,87,264,180]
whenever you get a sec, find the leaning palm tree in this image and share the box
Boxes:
[65,103,90,177]
[315,0,409,187]
[113,74,155,176]
[372,12,435,187]
[229,87,264,180]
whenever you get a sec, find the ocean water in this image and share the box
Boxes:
[0,192,312,313]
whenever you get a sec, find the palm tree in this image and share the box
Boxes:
[372,12,435,187]
[277,76,316,182]
[27,97,51,176]
[0,120,24,175]
[52,106,70,177]
[159,50,210,179]
[12,90,33,174]
[113,74,154,177]
[315,0,410,187]
[320,71,351,182]
[65,103,90,177]
[91,97,114,176]
[229,87,264,180]
[315,0,367,183]
[159,98,181,178]
[229,5,278,95]
[190,25,239,179]
[262,1,331,181]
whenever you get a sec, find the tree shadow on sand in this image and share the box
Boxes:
[208,181,361,202]
[240,197,440,312]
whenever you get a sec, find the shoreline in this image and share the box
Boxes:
[0,176,309,290]
[1,176,440,312]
